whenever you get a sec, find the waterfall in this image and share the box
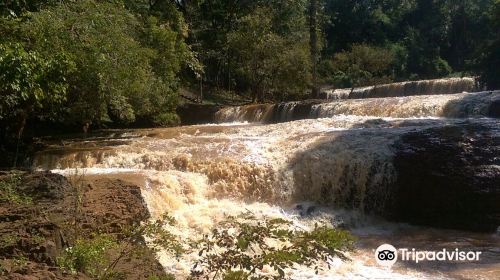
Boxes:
[34,80,499,279]
[322,77,476,100]
[214,91,500,123]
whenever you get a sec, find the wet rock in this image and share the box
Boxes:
[177,103,222,125]
[489,95,500,117]
[390,122,500,232]
[18,172,70,200]
[295,202,318,217]
[331,217,349,230]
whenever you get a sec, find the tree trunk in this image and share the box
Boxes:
[199,77,203,103]
[13,109,28,168]
[309,0,319,98]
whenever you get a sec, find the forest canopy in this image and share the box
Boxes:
[0,0,499,131]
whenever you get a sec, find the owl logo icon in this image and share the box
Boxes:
[375,244,398,266]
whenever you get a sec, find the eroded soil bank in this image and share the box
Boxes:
[0,171,166,279]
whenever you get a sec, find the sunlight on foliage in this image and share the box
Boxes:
[190,212,355,279]
[0,172,32,205]
[57,234,117,278]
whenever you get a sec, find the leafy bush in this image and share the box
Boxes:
[0,172,32,205]
[58,213,184,279]
[227,5,311,102]
[326,44,395,88]
[13,0,191,127]
[0,43,73,150]
[127,213,185,257]
[190,212,355,279]
[57,234,118,278]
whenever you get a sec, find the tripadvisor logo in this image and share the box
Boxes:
[375,244,482,267]
[375,244,398,266]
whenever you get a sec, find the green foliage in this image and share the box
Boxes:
[131,213,185,257]
[478,0,500,89]
[21,0,186,126]
[0,43,73,123]
[0,0,497,129]
[57,234,118,278]
[322,0,497,81]
[0,0,57,17]
[227,5,311,102]
[12,256,28,268]
[57,212,184,279]
[189,0,311,102]
[190,212,355,279]
[325,44,395,88]
[0,172,32,205]
[0,234,20,248]
[222,270,251,280]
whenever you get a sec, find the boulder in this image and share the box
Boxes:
[389,122,500,232]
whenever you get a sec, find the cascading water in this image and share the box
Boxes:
[214,91,500,123]
[34,90,499,279]
[321,77,476,100]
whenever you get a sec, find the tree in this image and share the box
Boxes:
[321,0,499,81]
[228,6,311,102]
[478,0,500,89]
[328,44,395,88]
[23,0,190,126]
[0,0,57,17]
[0,43,73,166]
[309,0,319,98]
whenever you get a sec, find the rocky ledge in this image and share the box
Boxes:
[390,122,500,232]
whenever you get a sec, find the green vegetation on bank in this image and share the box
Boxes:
[1,0,194,129]
[56,211,355,279]
[0,172,32,205]
[0,0,499,162]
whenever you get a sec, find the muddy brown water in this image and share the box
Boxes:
[34,92,499,279]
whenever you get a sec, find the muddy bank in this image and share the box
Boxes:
[0,171,166,279]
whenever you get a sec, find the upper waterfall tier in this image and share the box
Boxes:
[215,91,500,123]
[321,77,476,100]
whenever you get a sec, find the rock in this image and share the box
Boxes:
[488,94,500,117]
[177,103,223,125]
[389,122,500,232]
[18,172,70,200]
[294,202,318,217]
[43,241,58,263]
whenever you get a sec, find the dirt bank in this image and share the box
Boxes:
[0,171,167,279]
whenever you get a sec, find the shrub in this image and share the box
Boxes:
[0,172,32,205]
[328,44,395,88]
[58,213,184,279]
[57,234,117,278]
[190,212,355,279]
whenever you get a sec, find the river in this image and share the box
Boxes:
[33,90,500,279]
